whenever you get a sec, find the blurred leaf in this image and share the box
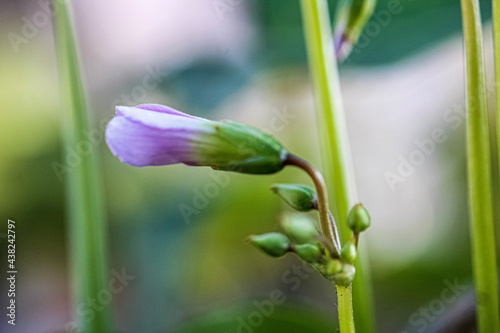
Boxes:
[161,58,249,111]
[254,0,492,66]
[171,303,337,333]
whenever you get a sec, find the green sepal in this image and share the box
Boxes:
[209,120,289,174]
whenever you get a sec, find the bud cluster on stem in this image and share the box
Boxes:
[246,154,372,287]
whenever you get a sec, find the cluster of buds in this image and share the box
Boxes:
[247,184,371,287]
[106,104,372,287]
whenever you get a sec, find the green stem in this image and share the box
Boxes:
[337,285,355,333]
[52,2,113,332]
[460,1,500,332]
[300,0,376,332]
[494,0,500,216]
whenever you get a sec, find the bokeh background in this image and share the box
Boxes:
[0,0,498,332]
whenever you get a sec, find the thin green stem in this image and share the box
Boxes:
[460,1,500,332]
[52,2,113,332]
[300,0,376,332]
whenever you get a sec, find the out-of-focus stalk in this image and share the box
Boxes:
[299,0,376,332]
[494,1,500,206]
[460,1,500,332]
[52,1,113,332]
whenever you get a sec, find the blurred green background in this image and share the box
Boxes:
[0,0,498,332]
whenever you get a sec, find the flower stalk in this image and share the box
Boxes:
[460,1,500,332]
[286,154,341,256]
[300,0,376,331]
[494,0,500,216]
[52,1,113,332]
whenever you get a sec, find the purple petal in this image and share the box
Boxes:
[106,115,205,167]
[107,104,216,167]
[114,105,210,131]
[136,104,201,119]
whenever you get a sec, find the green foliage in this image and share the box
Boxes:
[171,304,338,333]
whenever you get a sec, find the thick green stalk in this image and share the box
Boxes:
[337,286,355,333]
[460,1,500,332]
[52,1,113,332]
[495,1,500,202]
[299,0,376,332]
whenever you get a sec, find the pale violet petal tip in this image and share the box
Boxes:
[105,115,197,167]
[135,104,201,119]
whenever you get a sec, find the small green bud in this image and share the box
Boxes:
[347,203,371,233]
[334,264,356,286]
[326,259,343,275]
[281,214,319,244]
[247,233,290,258]
[294,244,322,263]
[270,184,317,212]
[341,241,357,264]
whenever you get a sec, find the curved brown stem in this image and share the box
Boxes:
[286,154,340,257]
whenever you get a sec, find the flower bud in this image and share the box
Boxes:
[281,214,319,244]
[106,104,289,174]
[341,241,357,264]
[347,203,371,233]
[334,264,356,286]
[334,0,376,61]
[326,259,343,275]
[294,244,322,263]
[270,184,317,212]
[247,233,290,258]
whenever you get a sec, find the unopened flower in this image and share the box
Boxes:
[270,184,317,212]
[247,233,291,258]
[294,243,322,263]
[105,104,289,174]
[281,213,319,244]
[334,0,376,61]
[340,241,357,264]
[347,203,371,233]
